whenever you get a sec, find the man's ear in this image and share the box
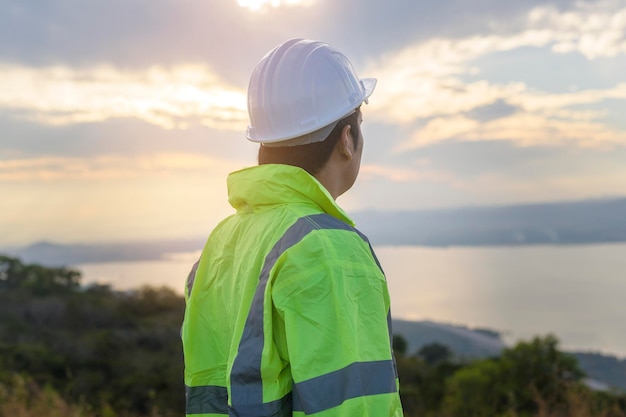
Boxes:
[337,124,354,161]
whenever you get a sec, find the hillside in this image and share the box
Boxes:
[1,254,625,417]
[392,319,505,359]
[2,239,205,266]
[392,319,626,392]
[354,197,626,247]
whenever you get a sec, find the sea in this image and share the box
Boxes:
[76,243,626,358]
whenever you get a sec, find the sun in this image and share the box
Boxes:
[237,0,313,13]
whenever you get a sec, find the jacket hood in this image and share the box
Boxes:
[227,164,354,226]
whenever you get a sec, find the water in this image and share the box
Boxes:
[77,243,626,358]
[377,244,626,357]
[77,252,199,293]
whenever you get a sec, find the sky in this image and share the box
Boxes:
[1,0,626,246]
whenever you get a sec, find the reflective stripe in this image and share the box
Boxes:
[229,214,354,416]
[353,228,384,272]
[228,393,292,417]
[292,360,398,414]
[186,385,228,415]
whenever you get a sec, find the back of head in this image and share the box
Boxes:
[257,108,362,175]
[246,39,375,148]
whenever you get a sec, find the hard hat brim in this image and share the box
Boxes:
[260,122,338,147]
[361,78,377,104]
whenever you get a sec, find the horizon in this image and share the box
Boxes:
[0,197,626,254]
[2,195,625,248]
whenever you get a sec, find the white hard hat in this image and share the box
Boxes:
[246,39,376,146]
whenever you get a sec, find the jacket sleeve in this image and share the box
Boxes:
[271,228,403,417]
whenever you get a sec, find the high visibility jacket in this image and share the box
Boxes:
[181,164,403,417]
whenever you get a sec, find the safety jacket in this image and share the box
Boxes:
[181,164,403,417]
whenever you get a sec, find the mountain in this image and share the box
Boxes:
[574,352,626,392]
[392,319,505,359]
[354,197,626,247]
[3,239,205,266]
[3,197,626,265]
[392,319,626,392]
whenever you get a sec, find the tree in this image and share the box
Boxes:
[498,334,583,413]
[443,334,585,417]
[417,342,452,365]
[393,334,408,356]
[0,255,81,294]
[443,359,504,417]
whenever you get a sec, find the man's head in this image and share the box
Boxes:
[257,107,361,176]
[245,39,375,197]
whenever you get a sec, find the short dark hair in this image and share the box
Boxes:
[258,108,361,176]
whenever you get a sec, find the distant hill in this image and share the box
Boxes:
[2,239,205,266]
[392,319,505,359]
[575,352,626,392]
[354,197,626,247]
[3,197,626,265]
[392,319,626,392]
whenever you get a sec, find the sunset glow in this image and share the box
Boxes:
[1,0,625,247]
[236,0,313,12]
[0,64,248,130]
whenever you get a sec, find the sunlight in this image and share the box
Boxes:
[0,154,243,182]
[360,165,422,182]
[0,63,248,130]
[237,0,313,12]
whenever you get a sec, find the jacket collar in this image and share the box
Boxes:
[227,164,354,226]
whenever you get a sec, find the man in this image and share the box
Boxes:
[181,39,403,417]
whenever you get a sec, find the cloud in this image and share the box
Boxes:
[511,83,626,113]
[0,63,248,130]
[357,161,464,185]
[448,168,626,206]
[348,143,626,212]
[360,164,421,182]
[0,153,242,182]
[402,139,562,179]
[406,84,626,148]
[409,112,626,149]
[530,0,626,59]
[466,100,519,122]
[0,0,327,83]
[7,1,623,144]
[365,0,626,149]
[0,114,258,167]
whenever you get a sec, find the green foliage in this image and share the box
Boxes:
[396,344,463,417]
[1,255,626,417]
[443,359,508,417]
[0,255,80,294]
[395,334,626,417]
[442,335,588,417]
[417,342,453,366]
[0,256,185,417]
[0,373,94,417]
[393,334,408,356]
[499,335,584,411]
